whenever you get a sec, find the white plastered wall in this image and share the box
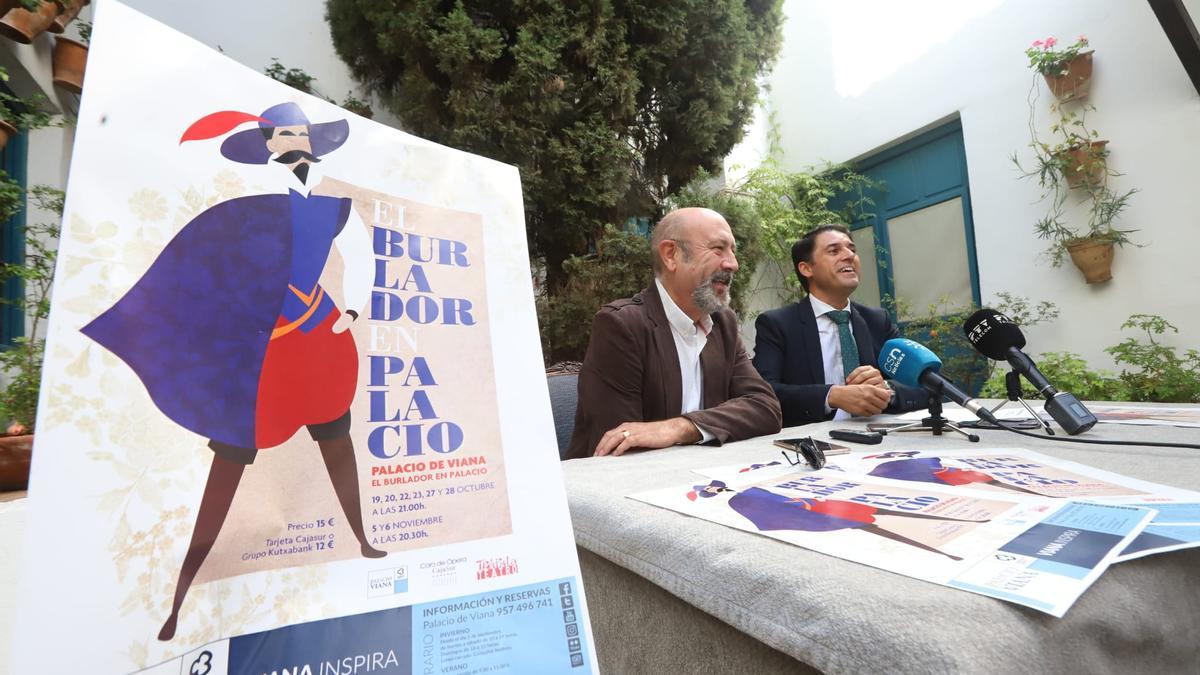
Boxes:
[763,0,1200,370]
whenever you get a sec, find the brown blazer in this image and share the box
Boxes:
[566,286,782,459]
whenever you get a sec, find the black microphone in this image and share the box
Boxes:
[878,338,1000,425]
[962,309,1097,435]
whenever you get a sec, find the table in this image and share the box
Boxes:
[562,407,1200,674]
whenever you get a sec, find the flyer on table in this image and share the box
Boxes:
[823,448,1200,561]
[631,468,1153,616]
[699,446,1200,562]
[8,2,594,673]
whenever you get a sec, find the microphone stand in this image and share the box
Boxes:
[878,394,980,443]
[989,371,1055,436]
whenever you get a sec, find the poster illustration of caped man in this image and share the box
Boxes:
[83,102,385,641]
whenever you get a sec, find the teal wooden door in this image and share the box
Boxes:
[0,126,26,345]
[837,119,980,319]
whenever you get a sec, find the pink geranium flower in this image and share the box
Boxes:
[1023,35,1091,76]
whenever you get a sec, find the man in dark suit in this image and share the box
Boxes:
[752,224,926,427]
[566,208,782,459]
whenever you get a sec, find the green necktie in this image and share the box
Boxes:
[826,309,859,381]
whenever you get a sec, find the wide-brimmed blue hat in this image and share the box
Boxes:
[180,103,349,164]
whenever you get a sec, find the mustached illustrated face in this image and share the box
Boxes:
[265,125,316,164]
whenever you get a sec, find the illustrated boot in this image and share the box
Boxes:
[317,434,387,558]
[159,453,246,640]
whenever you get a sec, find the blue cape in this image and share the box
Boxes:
[82,193,349,449]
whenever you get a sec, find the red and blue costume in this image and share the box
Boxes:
[81,102,383,642]
[82,190,359,455]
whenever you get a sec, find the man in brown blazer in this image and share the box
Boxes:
[565,208,782,459]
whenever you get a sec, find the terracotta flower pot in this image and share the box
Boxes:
[1066,238,1114,284]
[0,118,16,151]
[1060,140,1108,189]
[52,35,87,94]
[1043,51,1093,101]
[0,433,33,491]
[0,0,58,44]
[49,0,87,33]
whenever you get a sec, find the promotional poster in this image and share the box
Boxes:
[635,465,1153,616]
[9,2,594,673]
[824,448,1200,561]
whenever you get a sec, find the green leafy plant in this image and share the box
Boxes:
[326,1,784,293]
[977,314,1199,404]
[1105,314,1200,403]
[895,292,1059,395]
[0,67,55,132]
[263,60,374,119]
[1025,35,1090,76]
[264,58,317,94]
[75,18,91,46]
[537,226,651,364]
[0,186,62,432]
[979,351,1128,401]
[0,69,60,433]
[1014,77,1138,266]
[671,161,876,313]
[339,92,374,119]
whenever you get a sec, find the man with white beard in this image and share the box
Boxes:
[565,208,781,459]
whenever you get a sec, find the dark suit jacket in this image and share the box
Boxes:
[566,286,782,460]
[752,296,927,427]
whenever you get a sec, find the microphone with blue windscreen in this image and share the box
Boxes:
[878,338,999,425]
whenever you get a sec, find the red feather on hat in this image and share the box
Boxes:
[179,111,271,144]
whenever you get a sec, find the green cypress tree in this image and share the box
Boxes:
[326,0,783,290]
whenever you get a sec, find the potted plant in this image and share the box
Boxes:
[1032,186,1137,283]
[48,0,85,33]
[0,184,59,490]
[0,116,15,150]
[1026,35,1093,101]
[0,73,57,491]
[1015,48,1138,284]
[0,0,59,44]
[0,65,54,151]
[51,17,87,93]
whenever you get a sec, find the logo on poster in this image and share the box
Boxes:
[367,566,410,597]
[475,556,519,580]
[422,556,467,587]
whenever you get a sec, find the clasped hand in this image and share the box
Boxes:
[829,366,892,417]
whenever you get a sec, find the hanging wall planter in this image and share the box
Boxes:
[49,0,86,33]
[1066,238,1114,283]
[52,35,86,93]
[1043,50,1093,101]
[1059,139,1108,189]
[0,432,33,491]
[0,118,16,151]
[0,0,59,44]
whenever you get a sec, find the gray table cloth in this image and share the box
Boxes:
[563,407,1200,674]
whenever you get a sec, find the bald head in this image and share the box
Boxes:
[651,208,728,275]
[650,207,739,320]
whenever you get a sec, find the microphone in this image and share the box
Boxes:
[878,338,999,425]
[962,309,1097,435]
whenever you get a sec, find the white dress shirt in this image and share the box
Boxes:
[655,279,715,442]
[809,295,854,421]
